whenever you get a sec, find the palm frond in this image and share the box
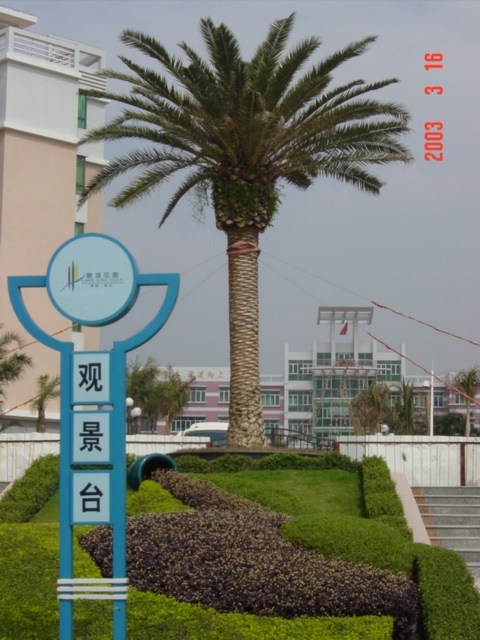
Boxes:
[159,169,211,227]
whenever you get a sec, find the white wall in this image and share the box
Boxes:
[0,433,208,483]
[338,435,480,486]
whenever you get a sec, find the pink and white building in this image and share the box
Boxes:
[0,6,106,426]
[154,367,284,435]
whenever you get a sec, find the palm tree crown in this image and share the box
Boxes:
[453,367,480,437]
[80,14,412,448]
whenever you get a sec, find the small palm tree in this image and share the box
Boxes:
[350,381,390,434]
[79,14,412,448]
[453,367,480,437]
[0,324,33,426]
[30,374,60,433]
[393,378,417,434]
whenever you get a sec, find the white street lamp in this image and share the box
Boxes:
[126,397,142,434]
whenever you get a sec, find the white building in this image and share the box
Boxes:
[284,307,406,437]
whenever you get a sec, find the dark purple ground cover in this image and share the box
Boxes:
[80,471,419,639]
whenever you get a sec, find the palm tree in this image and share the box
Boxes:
[79,14,412,448]
[127,359,193,433]
[393,378,417,434]
[156,366,194,435]
[0,324,33,427]
[29,374,60,433]
[453,367,480,437]
[350,381,390,435]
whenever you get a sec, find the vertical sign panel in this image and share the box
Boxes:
[72,411,111,464]
[72,472,110,524]
[73,352,111,404]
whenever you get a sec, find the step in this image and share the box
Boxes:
[416,495,480,506]
[430,537,480,550]
[426,525,480,537]
[454,549,480,564]
[421,511,480,528]
[418,503,480,515]
[413,486,480,497]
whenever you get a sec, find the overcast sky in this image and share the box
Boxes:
[6,0,480,378]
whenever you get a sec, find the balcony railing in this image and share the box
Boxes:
[0,26,106,91]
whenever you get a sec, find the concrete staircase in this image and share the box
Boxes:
[413,486,480,579]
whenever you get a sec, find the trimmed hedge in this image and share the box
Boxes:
[0,454,59,523]
[175,454,209,474]
[281,512,414,576]
[413,543,480,639]
[361,455,412,541]
[208,453,258,473]
[174,451,361,474]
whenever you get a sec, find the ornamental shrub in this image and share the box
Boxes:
[361,456,412,541]
[413,543,480,639]
[208,453,258,473]
[281,512,414,576]
[0,454,59,523]
[174,454,209,474]
[257,453,316,470]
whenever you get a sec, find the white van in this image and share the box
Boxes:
[177,422,228,446]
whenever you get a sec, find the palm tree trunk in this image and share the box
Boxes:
[225,226,266,449]
[36,406,46,433]
[465,401,471,437]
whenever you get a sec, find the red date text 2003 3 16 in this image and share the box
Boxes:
[424,53,443,162]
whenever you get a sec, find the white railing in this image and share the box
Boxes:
[0,27,106,90]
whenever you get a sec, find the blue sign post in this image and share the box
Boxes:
[8,233,179,639]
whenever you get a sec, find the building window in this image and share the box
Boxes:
[75,222,84,236]
[78,93,87,129]
[219,387,230,403]
[454,393,467,405]
[76,156,86,195]
[434,392,444,408]
[336,352,354,363]
[170,417,205,433]
[218,416,229,423]
[358,353,373,366]
[289,360,312,380]
[289,393,312,412]
[377,360,401,381]
[189,387,206,403]
[261,390,280,406]
[317,352,332,366]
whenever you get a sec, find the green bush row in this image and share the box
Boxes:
[174,451,361,474]
[0,454,59,523]
[361,455,412,541]
[281,512,414,577]
[413,543,480,640]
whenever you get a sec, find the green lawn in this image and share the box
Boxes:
[197,469,366,518]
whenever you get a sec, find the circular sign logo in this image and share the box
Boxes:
[46,234,138,326]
